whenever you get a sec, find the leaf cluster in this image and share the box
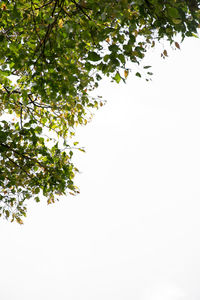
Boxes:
[0,0,199,222]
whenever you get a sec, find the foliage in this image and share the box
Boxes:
[0,0,199,223]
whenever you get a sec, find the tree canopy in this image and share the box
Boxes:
[0,0,199,223]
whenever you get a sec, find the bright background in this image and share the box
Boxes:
[1,37,200,300]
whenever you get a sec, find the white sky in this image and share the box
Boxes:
[1,37,200,300]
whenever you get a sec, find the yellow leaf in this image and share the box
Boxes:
[172,18,182,24]
[58,19,64,28]
[124,70,129,78]
[1,3,6,10]
[16,218,23,225]
[69,192,75,196]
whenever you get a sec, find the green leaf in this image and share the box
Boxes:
[135,72,141,78]
[35,196,40,202]
[88,52,101,61]
[34,187,40,194]
[114,72,121,83]
[172,18,182,24]
[167,7,180,19]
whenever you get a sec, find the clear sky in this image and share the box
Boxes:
[1,37,200,300]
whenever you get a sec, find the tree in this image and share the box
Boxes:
[0,0,199,223]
